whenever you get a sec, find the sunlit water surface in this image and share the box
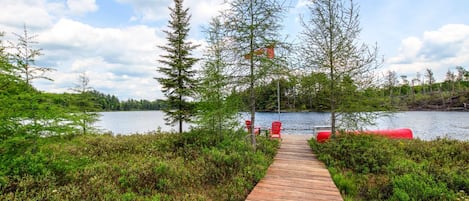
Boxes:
[95,111,469,140]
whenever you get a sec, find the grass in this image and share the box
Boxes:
[0,129,279,200]
[310,134,469,201]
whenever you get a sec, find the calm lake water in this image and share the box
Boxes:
[95,111,469,141]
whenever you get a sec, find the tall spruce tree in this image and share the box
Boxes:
[157,0,199,133]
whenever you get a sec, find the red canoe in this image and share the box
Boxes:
[317,128,413,143]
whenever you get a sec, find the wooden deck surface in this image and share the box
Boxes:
[246,135,343,201]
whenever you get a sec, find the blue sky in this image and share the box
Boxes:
[1,0,469,100]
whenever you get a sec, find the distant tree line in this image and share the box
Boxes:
[235,67,469,112]
[381,67,469,110]
[38,90,169,112]
[86,90,168,111]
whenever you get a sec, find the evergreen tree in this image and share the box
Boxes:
[156,0,199,133]
[196,17,241,134]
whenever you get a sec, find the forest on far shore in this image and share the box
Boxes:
[80,67,469,113]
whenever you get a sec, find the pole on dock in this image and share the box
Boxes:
[277,78,280,120]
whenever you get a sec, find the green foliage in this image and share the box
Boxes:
[119,98,168,111]
[310,135,469,200]
[223,0,287,148]
[196,17,242,133]
[391,173,450,201]
[0,83,83,140]
[0,130,279,200]
[0,26,90,140]
[68,72,101,135]
[156,0,199,133]
[300,0,380,133]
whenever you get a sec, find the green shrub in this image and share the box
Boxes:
[0,129,279,201]
[310,134,469,200]
[311,134,398,174]
[391,173,454,200]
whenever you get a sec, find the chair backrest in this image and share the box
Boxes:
[245,120,252,132]
[271,121,281,134]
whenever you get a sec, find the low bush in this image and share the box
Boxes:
[310,134,469,200]
[0,129,279,200]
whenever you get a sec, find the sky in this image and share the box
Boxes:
[1,0,469,100]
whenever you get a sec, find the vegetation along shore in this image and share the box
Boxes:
[310,134,469,200]
[0,131,278,200]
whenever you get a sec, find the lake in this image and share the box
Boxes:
[94,111,469,141]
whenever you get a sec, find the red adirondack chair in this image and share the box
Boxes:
[270,121,282,139]
[245,120,260,135]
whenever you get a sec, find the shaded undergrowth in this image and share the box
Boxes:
[0,130,279,200]
[310,134,469,201]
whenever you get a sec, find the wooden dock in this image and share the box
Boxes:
[246,135,343,201]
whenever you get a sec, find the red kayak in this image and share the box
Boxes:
[317,128,413,143]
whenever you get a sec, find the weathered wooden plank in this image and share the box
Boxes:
[252,185,343,200]
[245,134,343,201]
[247,187,343,201]
[277,147,312,153]
[269,162,326,170]
[258,177,339,190]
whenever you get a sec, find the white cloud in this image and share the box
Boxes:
[66,0,98,15]
[186,0,227,24]
[0,0,55,30]
[39,18,163,60]
[0,0,96,32]
[388,37,422,64]
[33,18,166,100]
[116,0,227,27]
[387,24,469,81]
[116,0,171,22]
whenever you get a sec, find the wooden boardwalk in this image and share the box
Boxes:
[246,135,343,201]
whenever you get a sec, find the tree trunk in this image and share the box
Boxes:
[249,0,256,149]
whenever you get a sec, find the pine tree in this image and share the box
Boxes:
[156,0,199,133]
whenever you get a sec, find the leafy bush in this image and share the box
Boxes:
[0,129,278,200]
[310,134,469,200]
